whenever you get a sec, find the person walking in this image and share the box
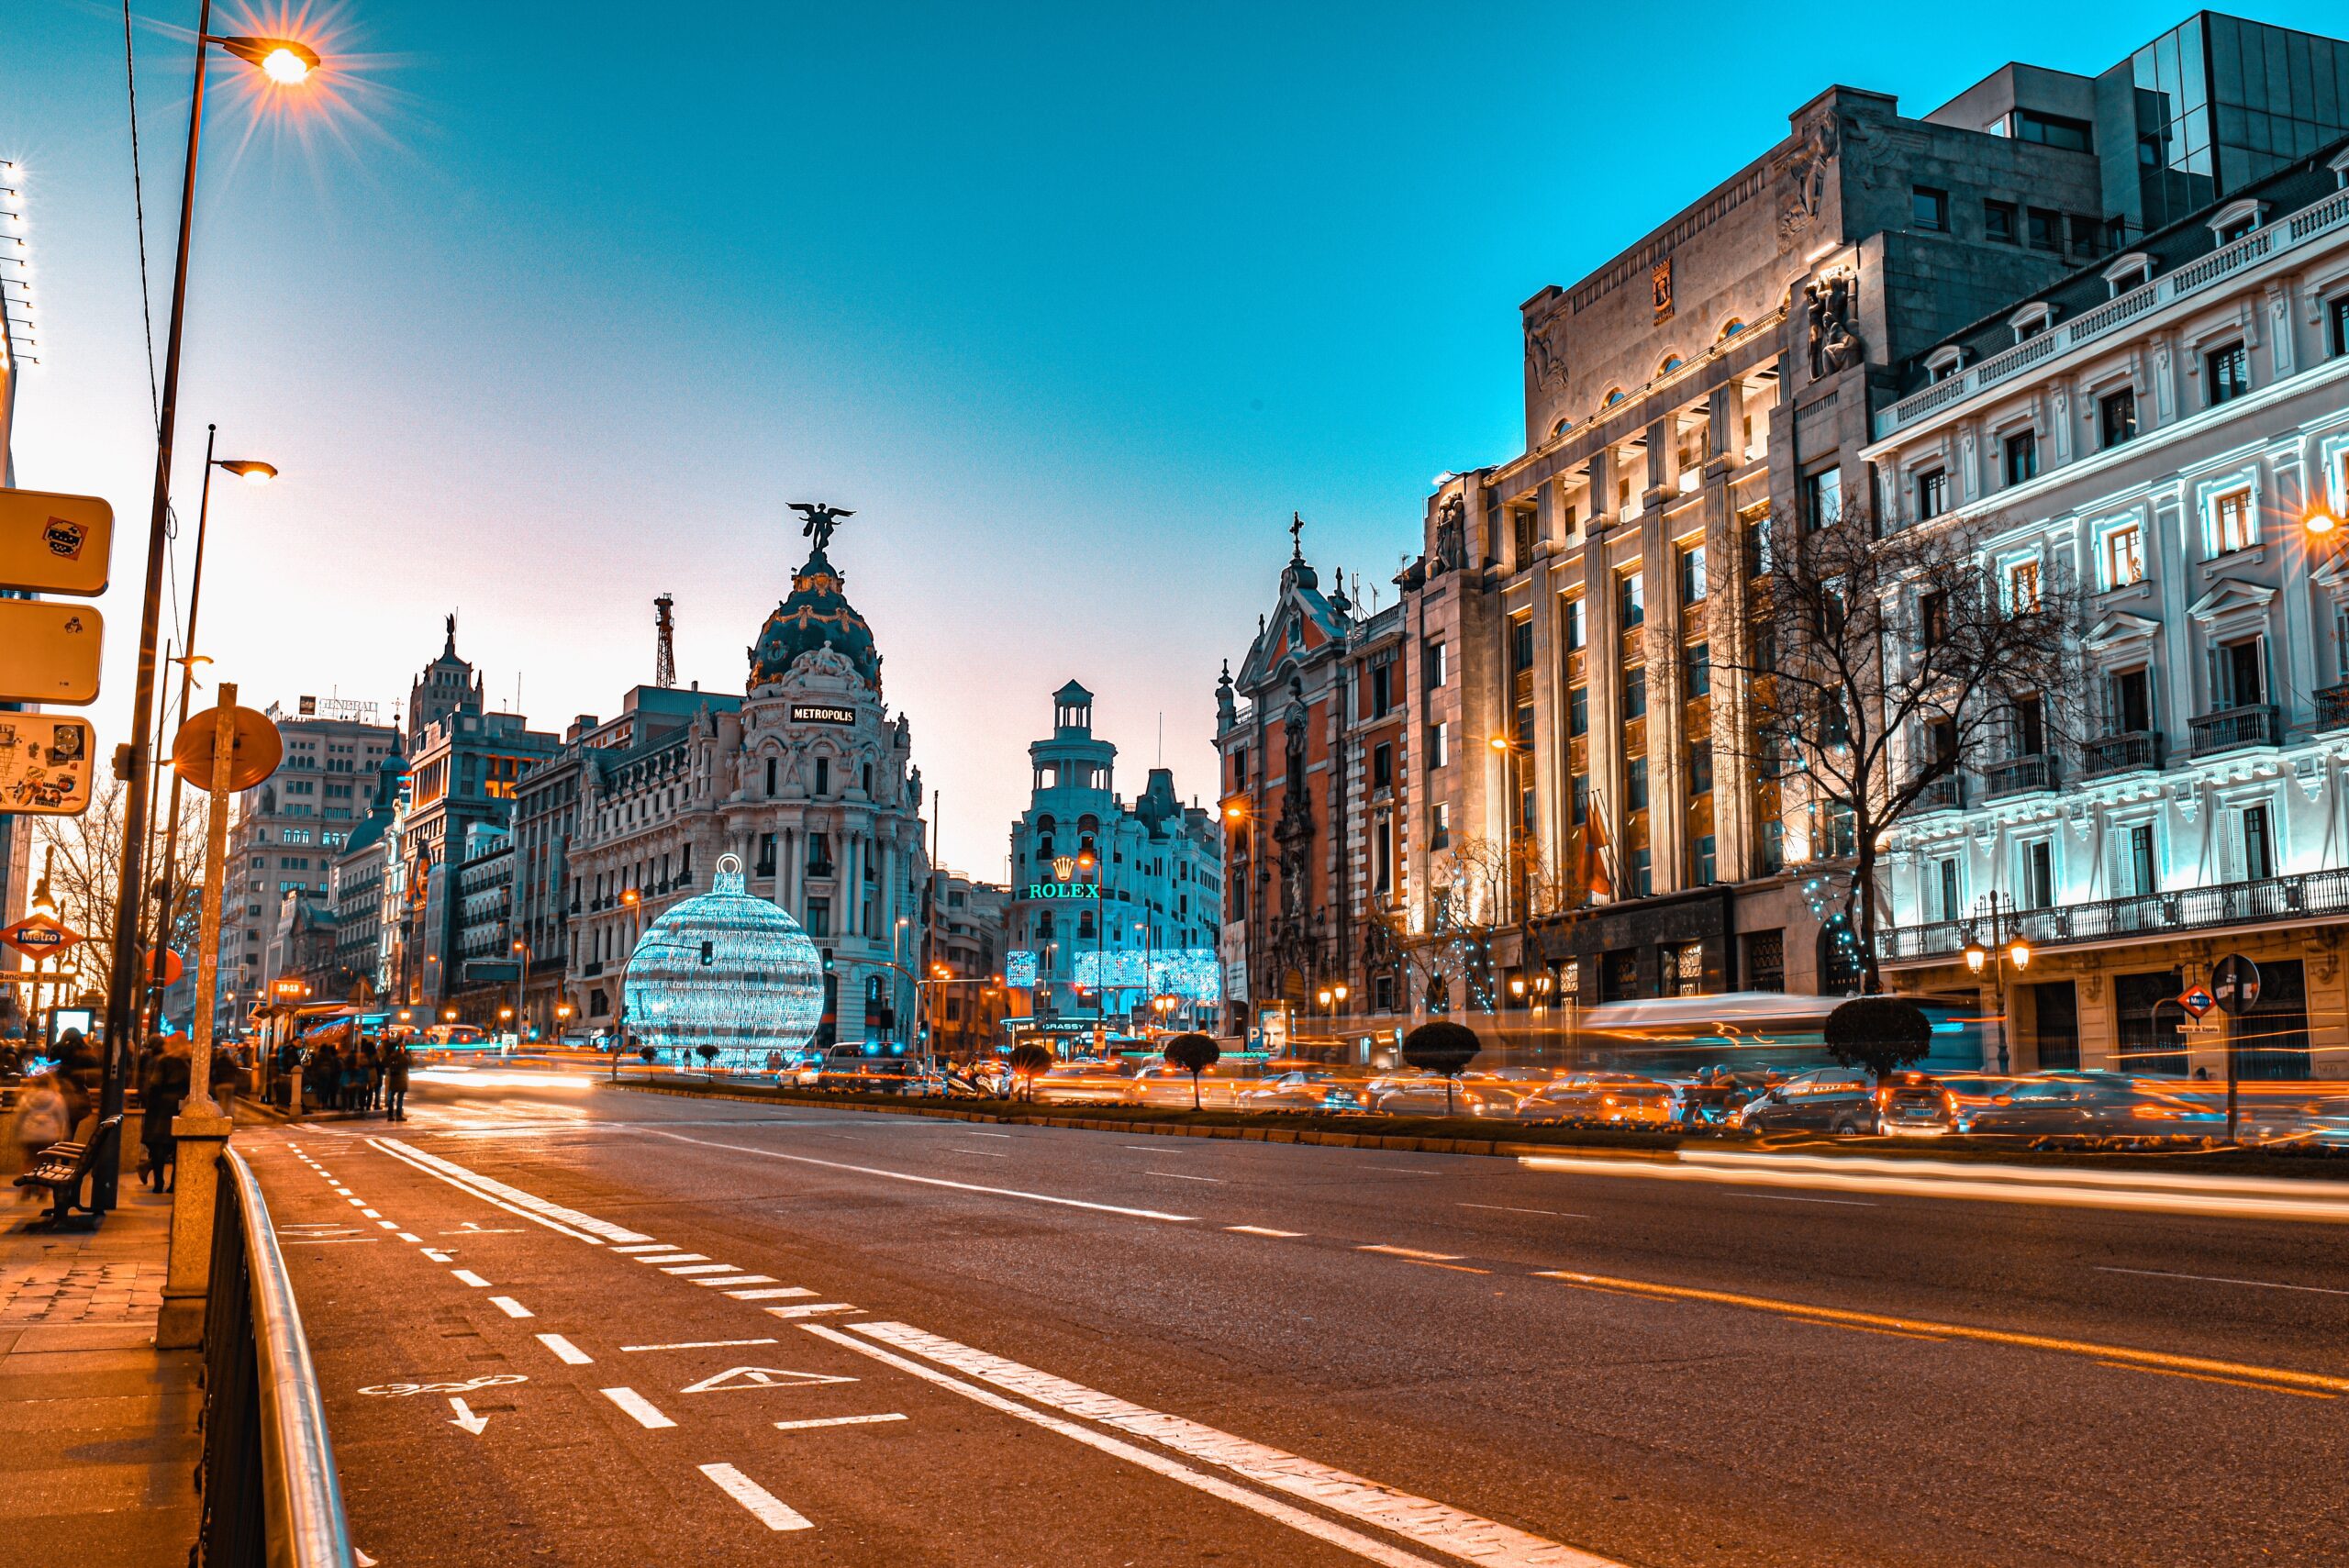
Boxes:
[311,1038,341,1113]
[9,1073,72,1196]
[139,1037,193,1193]
[361,1040,384,1115]
[209,1044,244,1115]
[382,1037,411,1122]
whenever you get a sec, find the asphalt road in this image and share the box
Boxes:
[248,1066,2349,1567]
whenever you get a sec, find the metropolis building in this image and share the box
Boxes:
[562,528,931,1048]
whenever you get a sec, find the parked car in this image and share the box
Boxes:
[1031,1060,1138,1106]
[1872,1072,2020,1136]
[1956,1074,2225,1139]
[1125,1061,1259,1108]
[1731,1067,1880,1135]
[1368,1071,1519,1118]
[1512,1073,1679,1128]
[814,1057,936,1095]
[1236,1070,1370,1114]
[1676,1069,1786,1128]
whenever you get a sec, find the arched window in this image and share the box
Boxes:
[1551,417,1571,439]
[1658,354,1684,376]
[1718,318,1745,340]
[1602,387,1625,408]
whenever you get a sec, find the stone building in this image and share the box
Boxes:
[326,748,406,1003]
[929,869,1011,1058]
[563,525,930,1049]
[1868,137,2349,1075]
[1006,682,1221,1038]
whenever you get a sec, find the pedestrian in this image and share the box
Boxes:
[210,1044,244,1114]
[362,1039,384,1114]
[340,1044,367,1116]
[9,1073,72,1194]
[139,1037,193,1193]
[382,1037,410,1122]
[311,1038,341,1112]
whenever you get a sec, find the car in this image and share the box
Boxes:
[1731,1067,1880,1135]
[1125,1062,1259,1108]
[1675,1069,1786,1128]
[1235,1070,1369,1114]
[1956,1075,2225,1140]
[814,1056,934,1095]
[1512,1073,1679,1127]
[1873,1072,2020,1136]
[1031,1060,1138,1106]
[1368,1071,1519,1118]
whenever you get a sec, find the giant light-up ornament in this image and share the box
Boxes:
[623,853,824,1065]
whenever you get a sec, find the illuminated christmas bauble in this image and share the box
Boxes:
[623,853,823,1063]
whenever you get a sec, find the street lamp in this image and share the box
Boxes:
[2306,501,2341,539]
[1963,895,2031,1073]
[1490,734,1526,926]
[98,11,321,1212]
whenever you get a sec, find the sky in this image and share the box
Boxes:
[7,0,2345,874]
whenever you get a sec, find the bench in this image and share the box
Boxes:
[13,1114,124,1230]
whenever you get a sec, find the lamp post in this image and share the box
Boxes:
[1489,734,1525,928]
[510,937,530,1052]
[1961,892,2032,1073]
[97,14,318,1213]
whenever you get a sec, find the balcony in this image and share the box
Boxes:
[2081,729,2165,778]
[2316,683,2349,732]
[1878,865,2349,964]
[2189,703,2282,757]
[1913,773,1965,813]
[1983,753,2057,799]
[805,859,834,879]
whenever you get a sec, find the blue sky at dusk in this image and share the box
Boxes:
[7,1,2343,869]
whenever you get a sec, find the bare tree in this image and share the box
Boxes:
[1716,502,2087,992]
[30,776,210,1009]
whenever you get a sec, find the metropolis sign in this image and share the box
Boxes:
[1022,883,1098,901]
[790,703,856,726]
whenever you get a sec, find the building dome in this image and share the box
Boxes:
[750,550,880,692]
[622,854,824,1063]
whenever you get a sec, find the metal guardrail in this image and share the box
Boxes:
[197,1146,357,1568]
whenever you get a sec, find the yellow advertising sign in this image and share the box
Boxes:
[0,714,96,816]
[0,488,114,595]
[0,599,104,703]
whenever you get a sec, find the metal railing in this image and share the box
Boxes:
[2081,729,2164,777]
[1878,864,2349,963]
[1913,773,1965,812]
[1983,753,2056,798]
[2189,702,2282,756]
[197,1146,356,1568]
[2316,683,2349,731]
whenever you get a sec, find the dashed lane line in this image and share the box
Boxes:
[698,1463,812,1532]
[662,1263,739,1275]
[1227,1226,1305,1238]
[1460,1204,1589,1219]
[537,1334,593,1364]
[611,1242,674,1254]
[773,1413,907,1430]
[601,1386,678,1429]
[1150,1171,1224,1183]
[489,1296,534,1319]
[693,1274,778,1288]
[622,1339,779,1353]
[451,1269,492,1288]
[2097,1264,2349,1297]
[1359,1245,1464,1262]
[729,1287,814,1301]
[766,1304,861,1320]
[637,1254,708,1265]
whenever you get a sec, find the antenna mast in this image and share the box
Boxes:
[654,594,676,687]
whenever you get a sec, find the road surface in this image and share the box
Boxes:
[249,1066,2349,1566]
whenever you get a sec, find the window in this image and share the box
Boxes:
[1562,595,1585,651]
[1629,849,1653,898]
[1372,742,1393,791]
[1920,590,1949,647]
[1510,615,1535,673]
[2099,387,2137,449]
[1422,640,1448,689]
[2243,805,2274,883]
[1626,757,1649,810]
[1374,818,1393,894]
[1745,929,1786,992]
[1569,773,1588,825]
[2021,840,2054,909]
[1684,641,1710,697]
[1742,511,1773,578]
[1915,468,1947,520]
[1514,699,1534,750]
[1427,722,1450,769]
[1802,466,1842,531]
[2206,341,2249,406]
[2213,636,2266,708]
[2007,558,2041,612]
[2332,295,2349,357]
[1687,740,1712,795]
[1568,684,1588,737]
[1760,818,1785,874]
[1983,199,2017,243]
[2210,486,2254,554]
[2002,429,2039,486]
[2107,666,2153,734]
[1621,665,1647,719]
[814,757,829,795]
[807,897,832,939]
[1619,572,1644,628]
[2067,214,2106,259]
[1430,803,1451,851]
[1689,835,1716,886]
[1678,544,1707,605]
[1936,857,1962,922]
[2012,694,2047,757]
[2026,207,2060,251]
[1911,186,1949,231]
[2102,523,2144,588]
[1368,662,1394,716]
[2014,110,2091,151]
[2125,822,2158,896]
[764,757,778,796]
[1512,506,1538,563]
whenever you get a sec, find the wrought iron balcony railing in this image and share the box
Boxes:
[2081,729,2165,777]
[1878,864,2349,963]
[1984,753,2057,799]
[2190,703,2282,756]
[2316,683,2349,731]
[1913,773,1965,812]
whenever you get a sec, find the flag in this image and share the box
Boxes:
[1582,803,1615,901]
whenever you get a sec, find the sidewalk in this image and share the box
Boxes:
[1,1139,201,1566]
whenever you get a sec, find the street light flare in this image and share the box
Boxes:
[219,459,277,484]
[220,37,323,83]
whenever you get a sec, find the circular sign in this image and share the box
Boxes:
[2211,954,2262,1018]
[145,947,184,987]
[171,704,283,792]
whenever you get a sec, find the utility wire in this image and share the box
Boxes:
[121,0,161,433]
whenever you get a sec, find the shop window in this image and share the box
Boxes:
[1661,941,1705,996]
[2239,959,2311,1081]
[2032,982,2081,1071]
[2116,971,2188,1075]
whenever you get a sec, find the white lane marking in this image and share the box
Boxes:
[599,1386,676,1429]
[693,1273,778,1287]
[773,1412,907,1430]
[637,1129,1197,1223]
[1227,1226,1305,1238]
[766,1303,860,1319]
[949,1149,1008,1158]
[451,1269,492,1288]
[447,1396,490,1435]
[662,1263,738,1275]
[698,1462,812,1532]
[360,1207,383,1218]
[422,1250,452,1262]
[488,1296,534,1319]
[2098,1265,2349,1297]
[804,1326,1453,1568]
[610,1242,674,1254]
[281,1239,380,1246]
[621,1339,779,1353]
[1729,1192,1878,1208]
[1149,1171,1223,1184]
[537,1333,593,1364]
[964,1131,1013,1139]
[1359,1245,1464,1262]
[682,1366,856,1394]
[332,1186,352,1194]
[849,1321,1624,1568]
[366,1138,646,1243]
[396,1232,423,1244]
[1461,1204,1589,1218]
[728,1287,816,1300]
[347,1197,368,1207]
[374,1220,398,1229]
[637,1253,708,1265]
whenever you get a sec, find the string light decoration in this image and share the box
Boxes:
[622,853,824,1064]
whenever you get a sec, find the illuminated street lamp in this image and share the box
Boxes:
[2307,501,2341,539]
[97,6,323,1213]
[1964,894,2032,1072]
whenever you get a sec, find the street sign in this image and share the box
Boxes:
[0,912,83,962]
[2212,953,2262,1017]
[2178,1018,2221,1035]
[2176,984,2215,1019]
[0,714,96,816]
[170,703,283,792]
[0,598,104,704]
[0,488,114,595]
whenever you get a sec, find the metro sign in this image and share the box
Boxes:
[0,912,83,962]
[2176,985,2216,1019]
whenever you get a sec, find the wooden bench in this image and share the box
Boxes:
[13,1114,123,1230]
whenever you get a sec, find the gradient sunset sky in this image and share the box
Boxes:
[7,1,2340,871]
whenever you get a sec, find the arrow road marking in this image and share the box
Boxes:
[447,1397,489,1435]
[681,1365,858,1395]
